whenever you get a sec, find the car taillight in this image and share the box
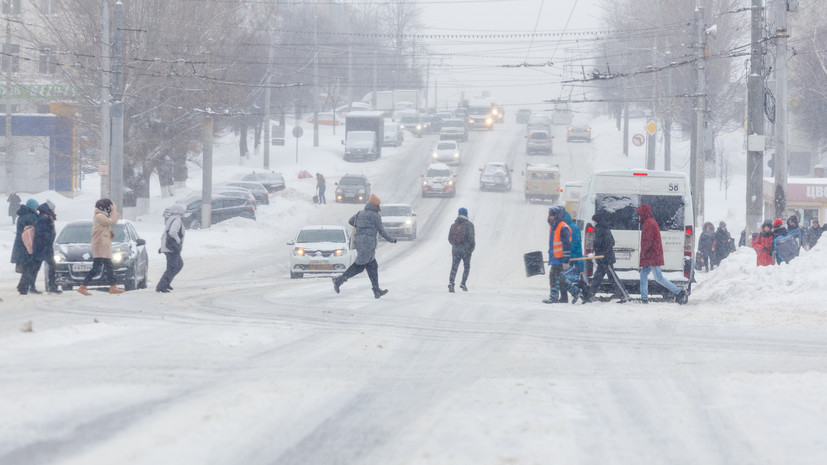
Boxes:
[527,137,531,142]
[633,172,648,176]
[548,137,552,142]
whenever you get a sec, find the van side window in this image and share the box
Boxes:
[595,194,639,230]
[641,195,685,231]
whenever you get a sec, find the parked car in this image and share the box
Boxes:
[335,174,371,203]
[242,171,285,193]
[526,130,553,155]
[219,181,270,205]
[52,220,149,291]
[516,109,532,124]
[214,186,257,208]
[383,121,404,147]
[479,162,513,191]
[567,124,592,142]
[306,112,341,126]
[431,140,462,165]
[421,163,456,197]
[439,118,469,142]
[287,225,355,279]
[380,203,417,240]
[177,195,256,229]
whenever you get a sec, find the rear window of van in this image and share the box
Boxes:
[595,194,685,231]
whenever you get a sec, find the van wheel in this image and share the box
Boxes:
[290,272,303,279]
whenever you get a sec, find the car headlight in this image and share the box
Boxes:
[447,180,454,186]
[293,247,305,257]
[486,117,493,124]
[334,249,344,256]
[454,152,459,158]
[432,152,438,158]
[112,250,125,264]
[404,219,412,225]
[54,251,66,263]
[422,181,428,187]
[416,124,422,130]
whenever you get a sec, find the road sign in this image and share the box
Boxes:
[632,133,645,147]
[645,120,658,135]
[292,126,304,138]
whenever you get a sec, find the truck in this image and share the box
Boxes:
[365,90,423,114]
[343,111,384,161]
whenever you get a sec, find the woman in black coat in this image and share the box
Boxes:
[33,201,61,293]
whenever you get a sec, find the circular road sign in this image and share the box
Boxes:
[632,133,645,147]
[292,126,304,138]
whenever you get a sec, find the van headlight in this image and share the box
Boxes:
[334,249,345,256]
[293,247,305,257]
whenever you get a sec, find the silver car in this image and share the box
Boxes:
[526,130,553,155]
[431,140,462,165]
[380,203,417,240]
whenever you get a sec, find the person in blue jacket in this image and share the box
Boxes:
[544,206,571,304]
[562,210,583,303]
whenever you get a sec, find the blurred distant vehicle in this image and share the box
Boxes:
[567,124,592,142]
[526,129,553,155]
[490,104,505,123]
[380,203,417,240]
[287,225,355,279]
[421,163,456,198]
[219,181,270,205]
[53,220,149,291]
[383,121,404,147]
[431,140,462,165]
[343,130,379,161]
[467,106,494,130]
[439,118,469,142]
[214,185,257,208]
[479,162,513,192]
[551,102,573,125]
[523,163,561,203]
[242,171,285,193]
[176,195,256,229]
[307,112,341,126]
[561,181,584,219]
[335,174,371,203]
[398,113,430,137]
[516,109,532,124]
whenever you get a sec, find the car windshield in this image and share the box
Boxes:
[339,176,365,186]
[469,107,490,115]
[383,206,412,216]
[297,229,346,243]
[400,116,418,124]
[426,168,451,177]
[442,120,464,128]
[436,142,456,150]
[484,164,506,174]
[530,132,549,139]
[58,224,127,244]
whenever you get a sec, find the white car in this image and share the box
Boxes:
[431,140,461,165]
[421,163,456,198]
[381,203,417,240]
[287,225,355,279]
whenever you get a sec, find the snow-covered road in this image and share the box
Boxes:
[1,118,826,464]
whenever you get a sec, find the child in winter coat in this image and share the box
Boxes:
[753,220,774,266]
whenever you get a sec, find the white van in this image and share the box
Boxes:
[576,169,695,296]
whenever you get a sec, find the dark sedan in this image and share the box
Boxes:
[177,195,256,229]
[52,220,149,291]
[242,171,285,193]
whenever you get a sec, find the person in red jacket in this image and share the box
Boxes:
[753,220,774,266]
[637,204,687,304]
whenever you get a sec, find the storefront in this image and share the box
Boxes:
[763,177,827,225]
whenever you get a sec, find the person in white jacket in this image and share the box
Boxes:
[156,203,185,293]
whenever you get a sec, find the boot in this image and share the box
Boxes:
[460,284,468,292]
[28,285,42,294]
[47,285,62,294]
[332,276,343,294]
[109,285,125,294]
[373,287,388,299]
[77,285,91,296]
[448,283,455,293]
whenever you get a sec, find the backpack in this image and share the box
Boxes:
[450,222,466,245]
[21,225,35,254]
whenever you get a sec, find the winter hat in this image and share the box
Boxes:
[458,207,468,217]
[95,198,112,211]
[25,198,38,211]
[45,199,55,212]
[773,218,783,227]
[762,220,773,229]
[368,194,380,206]
[719,221,726,228]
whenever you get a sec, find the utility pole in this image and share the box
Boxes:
[100,0,111,198]
[312,3,318,147]
[692,7,706,224]
[201,50,213,229]
[664,51,672,171]
[263,25,273,170]
[110,1,124,211]
[774,0,789,218]
[746,0,765,240]
[645,43,657,170]
[4,12,12,192]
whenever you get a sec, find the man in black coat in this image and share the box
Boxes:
[582,213,628,304]
[33,201,61,293]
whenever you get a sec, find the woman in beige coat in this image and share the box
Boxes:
[78,199,125,295]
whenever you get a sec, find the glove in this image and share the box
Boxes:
[562,261,570,270]
[391,238,398,244]
[763,247,772,254]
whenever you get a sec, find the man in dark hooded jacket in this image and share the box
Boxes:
[448,207,475,293]
[11,198,40,295]
[582,213,628,304]
[333,194,397,298]
[33,201,61,293]
[637,204,687,304]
